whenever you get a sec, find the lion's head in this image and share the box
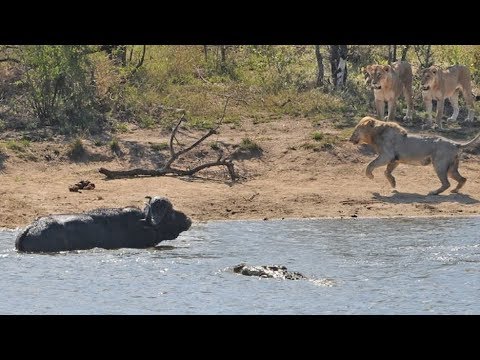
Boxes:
[364,64,392,90]
[420,66,440,91]
[349,116,407,145]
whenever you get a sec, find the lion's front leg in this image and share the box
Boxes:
[366,154,395,180]
[375,99,385,119]
[386,99,397,121]
[423,94,433,127]
[434,98,445,129]
[384,161,399,188]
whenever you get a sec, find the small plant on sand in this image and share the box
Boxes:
[302,132,341,151]
[114,122,129,133]
[239,138,261,151]
[210,141,220,150]
[109,138,121,153]
[67,138,85,159]
[312,131,324,141]
[5,139,30,153]
[150,142,169,151]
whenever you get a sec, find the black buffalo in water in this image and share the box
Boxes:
[15,196,191,253]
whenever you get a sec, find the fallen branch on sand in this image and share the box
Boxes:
[99,97,238,181]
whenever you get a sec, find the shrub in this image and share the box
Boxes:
[67,138,85,159]
[19,45,101,131]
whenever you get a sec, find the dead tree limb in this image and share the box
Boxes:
[99,97,238,182]
[195,67,211,84]
[0,58,20,63]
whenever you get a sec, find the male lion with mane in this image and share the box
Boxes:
[421,65,475,129]
[349,116,480,195]
[364,61,414,122]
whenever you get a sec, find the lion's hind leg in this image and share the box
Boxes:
[448,157,467,193]
[447,90,460,122]
[460,82,475,122]
[428,160,451,195]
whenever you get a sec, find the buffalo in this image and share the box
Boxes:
[15,196,191,253]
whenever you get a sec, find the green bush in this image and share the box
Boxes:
[19,45,101,130]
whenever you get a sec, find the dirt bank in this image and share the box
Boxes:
[1,117,480,229]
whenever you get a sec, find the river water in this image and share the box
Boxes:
[1,217,479,314]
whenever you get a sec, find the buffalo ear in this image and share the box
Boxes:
[365,65,372,72]
[432,68,437,74]
[383,65,390,72]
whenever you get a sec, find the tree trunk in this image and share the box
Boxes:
[401,45,410,61]
[388,45,397,64]
[414,45,433,69]
[315,45,324,88]
[330,45,348,89]
[220,45,227,72]
[330,45,339,88]
[425,45,432,67]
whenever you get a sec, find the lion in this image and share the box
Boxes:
[364,61,414,122]
[349,116,480,195]
[421,65,475,129]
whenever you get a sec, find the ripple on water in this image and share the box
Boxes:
[0,217,480,314]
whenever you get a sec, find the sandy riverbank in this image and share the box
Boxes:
[1,117,480,229]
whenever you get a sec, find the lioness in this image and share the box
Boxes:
[421,65,475,129]
[349,116,480,195]
[364,61,414,122]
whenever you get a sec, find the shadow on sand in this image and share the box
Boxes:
[372,191,480,205]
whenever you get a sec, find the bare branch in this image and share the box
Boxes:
[169,116,186,158]
[99,167,170,179]
[217,96,230,127]
[168,128,217,166]
[195,67,211,84]
[0,58,20,63]
[99,96,239,182]
[215,93,249,105]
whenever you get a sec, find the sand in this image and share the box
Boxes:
[1,117,479,229]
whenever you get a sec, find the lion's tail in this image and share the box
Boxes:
[458,131,480,150]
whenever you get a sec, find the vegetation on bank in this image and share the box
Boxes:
[1,45,480,141]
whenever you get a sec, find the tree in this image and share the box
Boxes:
[413,45,433,69]
[100,45,127,66]
[388,45,397,64]
[401,45,410,61]
[330,45,348,89]
[315,45,324,88]
[18,45,99,128]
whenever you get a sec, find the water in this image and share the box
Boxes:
[1,217,480,314]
